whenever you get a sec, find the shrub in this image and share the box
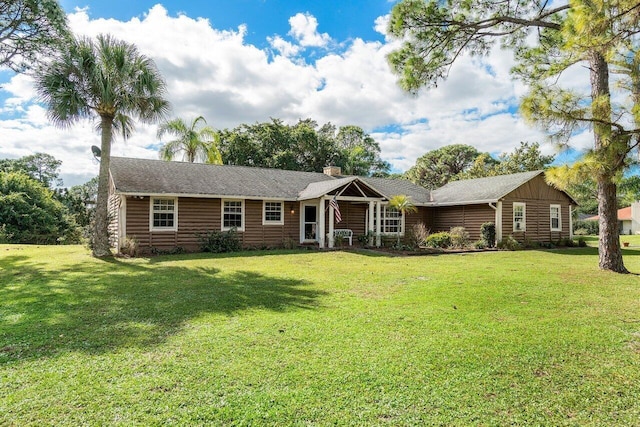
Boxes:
[450,226,470,248]
[120,235,139,257]
[573,228,589,236]
[577,237,587,247]
[410,222,430,247]
[573,219,598,235]
[473,239,487,249]
[480,222,496,247]
[425,232,451,248]
[197,228,241,253]
[497,235,521,251]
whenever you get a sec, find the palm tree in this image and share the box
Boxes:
[157,116,222,163]
[388,194,418,247]
[35,34,170,257]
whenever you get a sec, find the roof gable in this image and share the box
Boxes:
[430,171,545,205]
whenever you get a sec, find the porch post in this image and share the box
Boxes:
[495,201,503,244]
[318,197,325,248]
[328,201,335,248]
[368,201,375,246]
[375,201,382,247]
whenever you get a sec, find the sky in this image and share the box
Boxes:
[0,0,593,187]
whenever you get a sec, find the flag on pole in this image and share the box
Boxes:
[329,196,342,223]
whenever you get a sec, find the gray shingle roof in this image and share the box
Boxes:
[429,170,543,205]
[110,157,334,199]
[110,157,562,206]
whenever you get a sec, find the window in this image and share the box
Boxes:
[370,205,404,235]
[263,201,284,225]
[550,204,562,231]
[151,198,177,231]
[222,199,244,231]
[513,202,526,232]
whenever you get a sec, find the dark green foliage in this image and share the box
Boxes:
[0,153,62,188]
[424,231,451,248]
[0,172,80,244]
[577,237,587,247]
[480,222,496,247]
[574,220,599,235]
[197,228,241,253]
[404,144,481,189]
[57,177,98,227]
[218,119,389,176]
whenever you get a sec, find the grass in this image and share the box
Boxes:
[1,244,639,425]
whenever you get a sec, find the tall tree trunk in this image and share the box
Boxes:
[92,115,114,257]
[590,51,628,273]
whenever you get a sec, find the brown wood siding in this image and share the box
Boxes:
[502,175,573,242]
[240,200,300,248]
[124,196,300,252]
[430,204,495,241]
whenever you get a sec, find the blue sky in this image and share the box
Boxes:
[1,0,592,186]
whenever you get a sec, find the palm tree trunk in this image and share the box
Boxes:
[92,115,114,257]
[590,51,627,273]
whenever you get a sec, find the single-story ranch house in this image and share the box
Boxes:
[108,157,577,253]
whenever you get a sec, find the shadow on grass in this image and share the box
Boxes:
[0,253,325,363]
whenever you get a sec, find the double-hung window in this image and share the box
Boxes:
[550,204,562,231]
[263,201,284,225]
[151,198,177,231]
[513,202,526,232]
[371,205,404,235]
[222,200,244,231]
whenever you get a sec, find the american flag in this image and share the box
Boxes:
[329,196,342,223]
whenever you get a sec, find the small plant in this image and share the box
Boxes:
[410,222,430,247]
[497,235,522,251]
[473,239,487,249]
[480,222,496,247]
[425,232,451,248]
[450,226,470,248]
[282,237,298,249]
[334,234,344,247]
[357,230,377,246]
[120,235,139,257]
[197,228,241,253]
[577,237,587,247]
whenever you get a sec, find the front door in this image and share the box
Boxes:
[303,204,318,242]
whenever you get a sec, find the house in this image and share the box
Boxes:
[108,157,578,253]
[585,202,640,235]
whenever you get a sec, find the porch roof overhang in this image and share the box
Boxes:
[297,176,387,201]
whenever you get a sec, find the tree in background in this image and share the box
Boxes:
[0,152,63,188]
[35,34,170,257]
[157,116,222,163]
[0,171,80,244]
[218,119,389,176]
[57,176,98,228]
[404,144,481,189]
[458,142,555,180]
[387,0,640,273]
[0,0,69,72]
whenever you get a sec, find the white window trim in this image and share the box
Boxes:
[262,200,284,226]
[513,202,526,232]
[550,204,562,231]
[368,205,406,236]
[150,197,178,232]
[222,199,245,232]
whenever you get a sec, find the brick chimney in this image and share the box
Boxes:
[323,166,342,176]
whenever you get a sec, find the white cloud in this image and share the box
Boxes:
[0,5,594,186]
[287,12,331,47]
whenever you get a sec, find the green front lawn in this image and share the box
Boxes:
[1,245,639,425]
